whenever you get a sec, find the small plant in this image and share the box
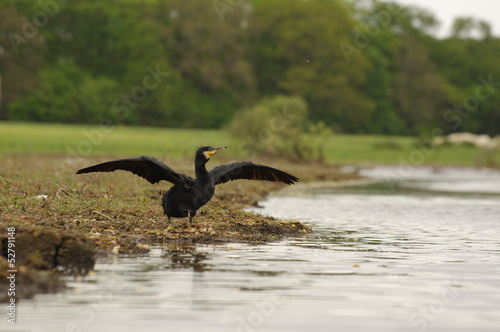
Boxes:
[227,95,332,162]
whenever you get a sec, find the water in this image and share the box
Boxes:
[5,166,500,332]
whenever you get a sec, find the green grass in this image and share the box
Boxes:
[0,122,231,158]
[322,135,495,165]
[0,121,496,166]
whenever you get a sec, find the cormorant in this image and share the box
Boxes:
[76,146,299,222]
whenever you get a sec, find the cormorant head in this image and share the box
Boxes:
[196,146,227,162]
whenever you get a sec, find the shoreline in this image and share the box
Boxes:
[0,154,361,301]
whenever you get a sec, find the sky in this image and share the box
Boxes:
[390,0,500,37]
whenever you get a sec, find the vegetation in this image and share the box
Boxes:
[227,95,332,162]
[1,0,499,136]
[0,122,497,166]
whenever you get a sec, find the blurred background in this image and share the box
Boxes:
[0,0,499,163]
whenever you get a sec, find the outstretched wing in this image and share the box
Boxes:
[76,155,189,185]
[209,161,299,186]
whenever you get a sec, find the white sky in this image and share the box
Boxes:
[389,0,500,37]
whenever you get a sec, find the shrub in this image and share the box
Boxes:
[227,95,332,162]
[8,62,119,124]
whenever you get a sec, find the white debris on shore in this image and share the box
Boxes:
[434,133,499,150]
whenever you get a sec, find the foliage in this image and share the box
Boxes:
[0,4,46,114]
[0,0,499,135]
[227,95,333,162]
[8,62,119,124]
[250,0,374,131]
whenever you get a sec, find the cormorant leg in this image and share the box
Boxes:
[188,211,193,223]
[167,216,171,224]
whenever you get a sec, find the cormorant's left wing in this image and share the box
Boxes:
[76,156,190,185]
[209,161,299,186]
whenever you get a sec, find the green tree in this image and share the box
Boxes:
[157,0,255,127]
[451,17,492,40]
[358,1,450,134]
[43,1,173,126]
[1,0,498,136]
[426,21,500,135]
[250,0,374,132]
[0,4,46,119]
[352,1,406,134]
[8,61,118,124]
[392,34,449,134]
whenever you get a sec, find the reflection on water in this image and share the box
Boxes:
[8,166,500,332]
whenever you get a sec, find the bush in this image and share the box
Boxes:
[227,95,332,162]
[8,62,119,124]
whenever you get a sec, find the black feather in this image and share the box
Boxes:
[209,161,299,185]
[76,156,189,185]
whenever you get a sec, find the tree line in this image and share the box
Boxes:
[0,0,499,136]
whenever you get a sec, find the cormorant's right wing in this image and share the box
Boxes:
[209,161,299,186]
[76,156,189,185]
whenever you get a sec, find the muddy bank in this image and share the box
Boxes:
[0,154,360,300]
[0,225,95,302]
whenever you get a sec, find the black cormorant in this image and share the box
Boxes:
[76,146,299,222]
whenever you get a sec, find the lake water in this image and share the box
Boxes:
[6,166,500,332]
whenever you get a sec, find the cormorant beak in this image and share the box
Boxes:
[204,146,227,159]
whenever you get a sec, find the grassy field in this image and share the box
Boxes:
[0,121,496,166]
